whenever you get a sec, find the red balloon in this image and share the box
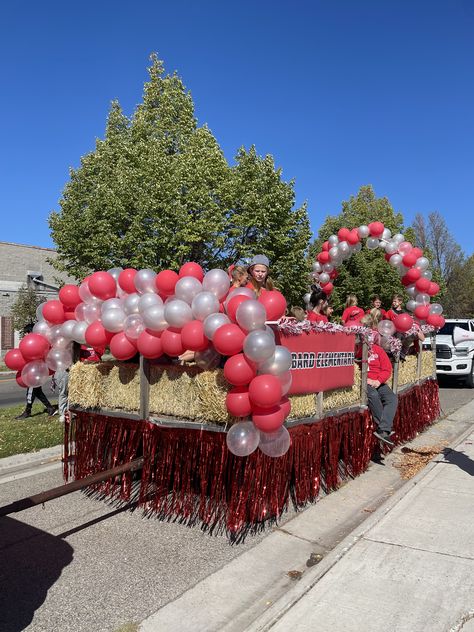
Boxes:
[280,396,291,418]
[393,313,414,333]
[59,284,81,308]
[179,262,204,281]
[85,321,114,348]
[137,330,164,359]
[4,348,26,371]
[427,314,445,329]
[118,268,137,294]
[411,247,423,259]
[347,229,360,245]
[427,282,440,297]
[322,241,329,251]
[213,324,246,356]
[330,269,339,279]
[338,227,351,241]
[249,374,282,408]
[64,311,76,320]
[368,221,384,237]
[384,253,392,262]
[317,251,330,264]
[414,305,430,320]
[145,328,162,338]
[88,271,117,300]
[226,295,250,321]
[19,333,50,360]
[402,252,418,267]
[181,320,209,352]
[160,328,184,356]
[415,277,431,293]
[405,267,421,283]
[224,354,257,386]
[42,300,65,324]
[156,270,179,296]
[252,405,286,432]
[258,290,287,321]
[320,282,334,295]
[109,332,137,361]
[15,371,27,388]
[226,387,252,417]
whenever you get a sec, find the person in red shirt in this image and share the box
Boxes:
[306,290,329,323]
[356,342,398,445]
[366,295,388,319]
[342,294,365,324]
[385,294,404,321]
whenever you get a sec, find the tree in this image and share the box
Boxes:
[10,286,45,335]
[49,55,310,305]
[309,185,411,314]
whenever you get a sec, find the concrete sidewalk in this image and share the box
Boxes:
[139,399,474,632]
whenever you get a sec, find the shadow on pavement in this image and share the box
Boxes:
[442,447,474,476]
[0,516,74,632]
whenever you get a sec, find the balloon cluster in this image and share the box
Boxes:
[4,263,291,458]
[311,222,445,332]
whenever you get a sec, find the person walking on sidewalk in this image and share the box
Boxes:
[357,342,398,445]
[15,386,57,419]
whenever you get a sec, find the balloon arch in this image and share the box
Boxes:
[4,220,443,460]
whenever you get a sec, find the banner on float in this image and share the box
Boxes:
[276,330,356,394]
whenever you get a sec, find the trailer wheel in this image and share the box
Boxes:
[465,360,474,389]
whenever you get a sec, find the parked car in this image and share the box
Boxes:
[423,319,474,388]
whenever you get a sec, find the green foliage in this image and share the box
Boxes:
[0,403,62,459]
[442,254,474,318]
[10,286,45,335]
[49,54,310,306]
[310,185,410,313]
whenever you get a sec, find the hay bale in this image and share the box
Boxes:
[397,355,417,386]
[421,349,435,379]
[149,364,208,420]
[101,363,141,411]
[68,362,112,409]
[288,394,317,418]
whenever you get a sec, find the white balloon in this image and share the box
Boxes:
[415,257,430,271]
[328,234,339,246]
[303,293,311,305]
[78,281,93,304]
[243,330,275,363]
[21,360,50,387]
[123,314,145,339]
[192,291,220,321]
[163,299,193,328]
[72,321,88,344]
[430,303,443,315]
[134,269,157,294]
[123,293,141,315]
[175,276,203,304]
[384,240,399,255]
[259,426,291,458]
[45,348,73,371]
[203,313,231,340]
[358,225,370,238]
[101,298,123,313]
[52,335,71,350]
[60,320,77,339]
[258,345,292,376]
[312,261,323,273]
[101,308,126,333]
[107,267,123,281]
[392,233,405,244]
[33,320,52,341]
[421,270,433,280]
[74,303,87,321]
[142,305,168,331]
[84,303,101,324]
[227,422,260,456]
[329,246,340,260]
[366,237,379,250]
[49,325,63,343]
[389,254,402,267]
[202,269,230,301]
[236,300,267,332]
[138,293,162,314]
[406,300,417,312]
[382,228,392,240]
[319,272,330,284]
[416,293,430,305]
[406,285,417,298]
[322,263,334,273]
[36,303,45,320]
[278,371,293,396]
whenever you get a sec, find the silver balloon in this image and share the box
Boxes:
[224,287,256,308]
[392,233,405,244]
[134,269,157,294]
[303,292,311,305]
[101,308,126,333]
[406,284,417,298]
[398,241,413,256]
[51,335,71,350]
[236,300,267,332]
[377,320,396,336]
[264,325,276,340]
[195,346,221,370]
[123,293,141,315]
[78,281,93,303]
[259,426,291,458]
[123,314,145,339]
[312,261,323,273]
[138,293,162,314]
[21,360,49,387]
[384,240,399,255]
[45,348,73,371]
[101,298,123,313]
[36,303,45,320]
[226,422,260,457]
[397,265,409,277]
[107,267,123,281]
[258,345,292,376]
[382,228,392,240]
[175,276,202,305]
[358,225,370,238]
[142,304,168,331]
[351,242,362,253]
[203,313,231,340]
[430,303,443,315]
[33,320,52,341]
[338,241,350,257]
[74,303,87,321]
[322,263,334,273]
[202,268,231,301]
[84,303,101,324]
[319,272,330,285]
[415,257,430,271]
[421,270,433,280]
[389,254,402,267]
[163,299,193,328]
[192,291,220,321]
[72,321,88,344]
[243,330,276,363]
[329,246,340,260]
[416,293,430,305]
[49,325,63,343]
[328,234,339,246]
[366,237,380,250]
[278,371,293,396]
[406,300,417,312]
[60,320,77,339]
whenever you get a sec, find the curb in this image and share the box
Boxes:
[0,444,63,475]
[247,414,474,631]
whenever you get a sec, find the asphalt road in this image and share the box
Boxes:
[0,381,473,632]
[0,373,55,408]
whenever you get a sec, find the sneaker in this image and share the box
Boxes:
[373,430,395,446]
[15,409,32,420]
[47,407,59,416]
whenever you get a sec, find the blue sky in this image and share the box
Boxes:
[1,1,473,255]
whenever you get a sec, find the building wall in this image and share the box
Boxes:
[0,241,74,355]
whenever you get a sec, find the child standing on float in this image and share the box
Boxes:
[341,294,365,324]
[247,255,274,297]
[306,290,329,323]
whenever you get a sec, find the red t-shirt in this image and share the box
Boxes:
[342,306,365,324]
[386,308,404,321]
[356,343,392,384]
[307,311,328,323]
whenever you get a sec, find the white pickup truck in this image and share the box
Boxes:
[423,318,474,388]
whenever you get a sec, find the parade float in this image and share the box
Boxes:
[4,221,443,540]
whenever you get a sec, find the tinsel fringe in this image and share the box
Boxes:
[65,378,439,540]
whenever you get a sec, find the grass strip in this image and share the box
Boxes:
[0,402,63,459]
